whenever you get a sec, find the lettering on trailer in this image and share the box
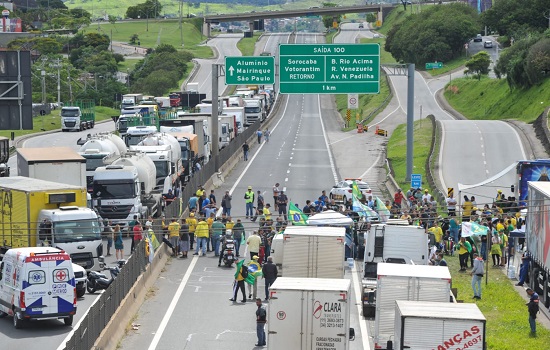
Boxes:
[431,326,482,350]
[0,190,12,216]
[313,299,345,330]
[26,255,70,263]
[316,336,342,350]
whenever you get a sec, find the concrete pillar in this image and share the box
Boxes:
[202,22,211,37]
[249,21,254,34]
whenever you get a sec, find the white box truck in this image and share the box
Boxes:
[280,226,345,279]
[393,301,486,350]
[375,263,452,349]
[268,277,354,350]
[17,147,87,188]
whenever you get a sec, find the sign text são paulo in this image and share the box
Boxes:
[279,44,380,94]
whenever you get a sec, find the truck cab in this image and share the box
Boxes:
[125,125,158,146]
[243,99,263,126]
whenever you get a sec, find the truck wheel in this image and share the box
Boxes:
[77,287,86,298]
[13,312,23,329]
[64,315,73,326]
[91,121,95,128]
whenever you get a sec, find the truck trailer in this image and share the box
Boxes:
[392,300,486,350]
[61,100,95,132]
[17,147,87,188]
[374,263,452,349]
[526,181,550,307]
[275,226,345,278]
[267,277,354,350]
[0,176,103,270]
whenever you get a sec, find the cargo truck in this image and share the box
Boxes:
[272,226,345,279]
[92,151,161,225]
[159,116,211,164]
[77,133,127,191]
[267,277,355,350]
[17,147,87,188]
[243,98,264,126]
[526,181,550,307]
[0,136,9,177]
[374,263,452,349]
[0,176,103,270]
[221,106,245,135]
[159,128,198,183]
[392,301,486,350]
[516,159,550,207]
[122,93,143,105]
[61,100,95,132]
[362,224,429,318]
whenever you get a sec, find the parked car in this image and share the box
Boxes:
[329,179,372,203]
[474,34,483,42]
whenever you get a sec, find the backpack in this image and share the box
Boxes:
[241,264,249,278]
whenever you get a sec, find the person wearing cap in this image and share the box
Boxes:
[247,255,262,300]
[245,186,255,219]
[526,288,540,335]
[186,212,197,250]
[247,231,261,260]
[421,189,430,202]
[168,218,181,257]
[193,217,210,256]
[470,252,484,300]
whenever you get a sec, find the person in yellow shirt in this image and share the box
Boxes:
[462,195,473,221]
[193,218,210,256]
[168,218,181,256]
[428,222,444,249]
[225,216,235,232]
[196,185,205,198]
[262,203,272,221]
[230,258,247,303]
[186,212,197,250]
[206,212,215,252]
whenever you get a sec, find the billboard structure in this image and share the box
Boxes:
[0,51,33,130]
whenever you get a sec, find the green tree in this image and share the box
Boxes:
[481,0,548,38]
[321,3,341,30]
[494,34,542,88]
[465,51,491,79]
[525,38,550,86]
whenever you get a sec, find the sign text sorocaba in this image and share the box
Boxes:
[225,56,275,85]
[279,44,380,94]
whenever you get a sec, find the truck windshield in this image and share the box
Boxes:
[53,220,101,243]
[245,106,261,113]
[179,142,189,161]
[154,161,169,178]
[126,135,145,146]
[93,181,135,199]
[84,156,106,171]
[61,110,79,117]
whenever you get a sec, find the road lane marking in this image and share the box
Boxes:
[351,263,372,350]
[147,256,199,350]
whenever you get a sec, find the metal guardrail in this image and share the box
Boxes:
[62,239,149,350]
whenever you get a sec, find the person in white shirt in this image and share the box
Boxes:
[445,195,457,216]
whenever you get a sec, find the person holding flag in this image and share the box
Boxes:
[375,196,391,222]
[230,258,248,303]
[352,180,363,200]
[287,201,308,225]
[247,255,263,300]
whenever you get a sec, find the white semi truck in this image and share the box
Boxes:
[243,98,264,126]
[374,263,452,349]
[92,151,161,225]
[392,301,486,350]
[77,133,127,191]
[267,277,355,350]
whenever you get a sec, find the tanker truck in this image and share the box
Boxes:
[92,151,161,227]
[130,133,183,193]
[77,133,127,191]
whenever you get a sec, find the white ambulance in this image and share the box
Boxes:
[0,247,77,328]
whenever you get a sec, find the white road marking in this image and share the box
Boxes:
[351,264,372,350]
[148,256,199,349]
[359,153,382,179]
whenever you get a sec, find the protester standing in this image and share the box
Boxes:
[132,222,143,255]
[262,256,278,300]
[470,253,484,300]
[179,219,190,258]
[255,298,267,347]
[247,231,261,260]
[114,225,124,260]
[168,218,181,257]
[243,142,249,161]
[245,186,255,219]
[230,258,247,303]
[233,219,245,257]
[526,288,540,336]
[222,191,232,216]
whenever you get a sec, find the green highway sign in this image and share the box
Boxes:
[278,44,380,94]
[225,56,275,85]
[425,62,443,69]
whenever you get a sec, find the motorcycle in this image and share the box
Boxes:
[222,238,236,267]
[86,259,126,294]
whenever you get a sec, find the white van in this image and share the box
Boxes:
[0,247,77,328]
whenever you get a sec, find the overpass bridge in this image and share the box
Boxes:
[202,4,396,36]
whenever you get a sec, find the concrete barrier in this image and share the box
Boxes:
[92,245,171,350]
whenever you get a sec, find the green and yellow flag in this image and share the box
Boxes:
[352,180,363,200]
[287,201,308,226]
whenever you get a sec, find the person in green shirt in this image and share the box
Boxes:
[211,218,226,257]
[458,237,472,272]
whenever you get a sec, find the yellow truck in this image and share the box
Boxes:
[0,176,103,270]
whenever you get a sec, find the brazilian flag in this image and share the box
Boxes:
[288,201,308,226]
[352,180,363,200]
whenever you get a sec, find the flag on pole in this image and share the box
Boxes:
[352,194,379,219]
[352,181,363,200]
[461,221,489,237]
[375,197,390,222]
[288,201,308,226]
